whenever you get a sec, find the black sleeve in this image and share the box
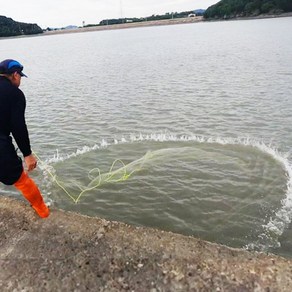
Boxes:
[10,89,32,157]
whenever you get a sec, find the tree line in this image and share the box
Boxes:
[0,16,43,37]
[95,10,204,26]
[204,0,292,19]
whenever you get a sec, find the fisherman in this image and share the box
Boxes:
[0,59,49,218]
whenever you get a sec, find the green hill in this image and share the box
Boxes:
[204,0,292,19]
[0,16,43,37]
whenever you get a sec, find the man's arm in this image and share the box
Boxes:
[10,88,33,158]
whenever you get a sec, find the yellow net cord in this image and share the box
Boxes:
[33,151,151,203]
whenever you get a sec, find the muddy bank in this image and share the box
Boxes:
[1,196,292,291]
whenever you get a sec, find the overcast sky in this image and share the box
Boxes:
[1,0,219,29]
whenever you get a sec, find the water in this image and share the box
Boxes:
[1,17,292,258]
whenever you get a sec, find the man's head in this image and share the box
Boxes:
[0,59,27,77]
[0,59,27,87]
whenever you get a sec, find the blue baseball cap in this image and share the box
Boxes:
[0,59,27,77]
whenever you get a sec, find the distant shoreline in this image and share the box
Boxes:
[42,16,204,36]
[41,12,292,37]
[1,13,291,40]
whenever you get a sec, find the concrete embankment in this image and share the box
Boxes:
[1,196,292,291]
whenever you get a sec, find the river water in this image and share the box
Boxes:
[1,17,292,258]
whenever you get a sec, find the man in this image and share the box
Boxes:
[0,59,49,218]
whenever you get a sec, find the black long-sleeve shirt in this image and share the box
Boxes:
[0,76,32,157]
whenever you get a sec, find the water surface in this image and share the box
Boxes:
[1,17,292,257]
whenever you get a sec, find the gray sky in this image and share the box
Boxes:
[1,0,219,29]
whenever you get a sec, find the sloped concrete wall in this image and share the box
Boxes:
[1,196,292,291]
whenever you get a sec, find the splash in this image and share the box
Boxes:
[37,132,292,251]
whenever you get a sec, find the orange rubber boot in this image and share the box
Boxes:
[14,171,50,218]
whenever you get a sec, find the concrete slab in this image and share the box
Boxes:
[1,196,292,291]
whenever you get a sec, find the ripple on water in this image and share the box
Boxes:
[34,135,290,252]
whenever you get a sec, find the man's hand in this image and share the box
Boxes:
[24,154,38,172]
